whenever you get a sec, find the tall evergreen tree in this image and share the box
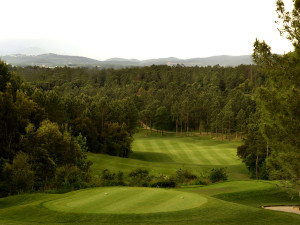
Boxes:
[253,0,300,198]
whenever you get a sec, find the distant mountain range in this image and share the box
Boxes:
[1,53,253,68]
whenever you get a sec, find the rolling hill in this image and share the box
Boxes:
[1,53,253,68]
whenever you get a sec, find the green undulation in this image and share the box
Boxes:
[90,134,248,180]
[43,187,207,214]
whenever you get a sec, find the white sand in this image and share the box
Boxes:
[263,206,300,215]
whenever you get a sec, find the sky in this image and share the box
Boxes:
[0,0,294,60]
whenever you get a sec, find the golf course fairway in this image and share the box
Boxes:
[44,187,207,214]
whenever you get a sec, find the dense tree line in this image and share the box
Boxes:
[2,61,264,194]
[0,62,93,196]
[10,63,262,140]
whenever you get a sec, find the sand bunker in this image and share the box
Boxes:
[263,205,300,215]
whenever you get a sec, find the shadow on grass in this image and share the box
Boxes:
[213,187,299,207]
[129,151,174,163]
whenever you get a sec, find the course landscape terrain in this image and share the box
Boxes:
[0,1,299,224]
[0,132,299,225]
[90,132,248,180]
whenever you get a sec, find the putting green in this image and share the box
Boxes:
[44,187,207,214]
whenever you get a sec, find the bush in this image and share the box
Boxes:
[150,180,176,188]
[209,167,228,183]
[150,174,176,188]
[193,178,211,185]
[172,168,198,184]
[2,152,34,194]
[100,169,124,186]
[55,165,83,190]
[128,168,151,186]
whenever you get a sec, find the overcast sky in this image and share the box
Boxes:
[0,0,294,60]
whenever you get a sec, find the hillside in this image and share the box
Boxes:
[1,53,253,68]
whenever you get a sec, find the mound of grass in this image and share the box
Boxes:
[0,181,300,225]
[43,187,207,214]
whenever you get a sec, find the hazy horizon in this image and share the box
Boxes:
[0,0,294,60]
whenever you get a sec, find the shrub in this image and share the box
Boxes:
[128,168,151,186]
[193,178,211,185]
[2,152,34,194]
[172,168,198,184]
[150,180,176,188]
[150,174,176,188]
[209,167,228,183]
[55,165,83,190]
[100,169,124,186]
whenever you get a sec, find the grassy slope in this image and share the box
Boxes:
[0,181,299,225]
[0,132,299,224]
[90,131,248,180]
[44,187,206,214]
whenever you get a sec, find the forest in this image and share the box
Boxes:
[0,60,260,193]
[0,0,299,202]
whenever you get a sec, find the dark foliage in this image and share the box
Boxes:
[209,168,228,183]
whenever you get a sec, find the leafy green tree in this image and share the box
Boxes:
[139,108,152,136]
[68,117,99,153]
[237,112,268,179]
[154,106,172,135]
[223,101,234,141]
[101,122,133,157]
[0,60,12,92]
[171,101,181,135]
[0,89,45,160]
[252,0,300,195]
[236,109,247,138]
[22,120,92,188]
[2,151,34,194]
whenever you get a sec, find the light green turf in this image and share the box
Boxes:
[0,181,299,225]
[89,132,248,180]
[44,187,207,214]
[1,133,299,224]
[132,134,240,165]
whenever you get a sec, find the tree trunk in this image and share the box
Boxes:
[256,152,259,180]
[181,120,183,136]
[176,118,178,136]
[216,116,218,138]
[266,141,269,158]
[206,112,209,135]
[145,125,148,136]
[222,121,224,140]
[228,118,231,141]
[186,112,189,135]
[101,112,104,130]
[298,180,300,209]
[199,111,202,135]
[240,125,243,139]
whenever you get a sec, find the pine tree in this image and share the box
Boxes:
[253,0,300,199]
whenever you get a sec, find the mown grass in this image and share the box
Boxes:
[0,133,299,224]
[0,181,299,225]
[44,187,206,214]
[90,131,248,180]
